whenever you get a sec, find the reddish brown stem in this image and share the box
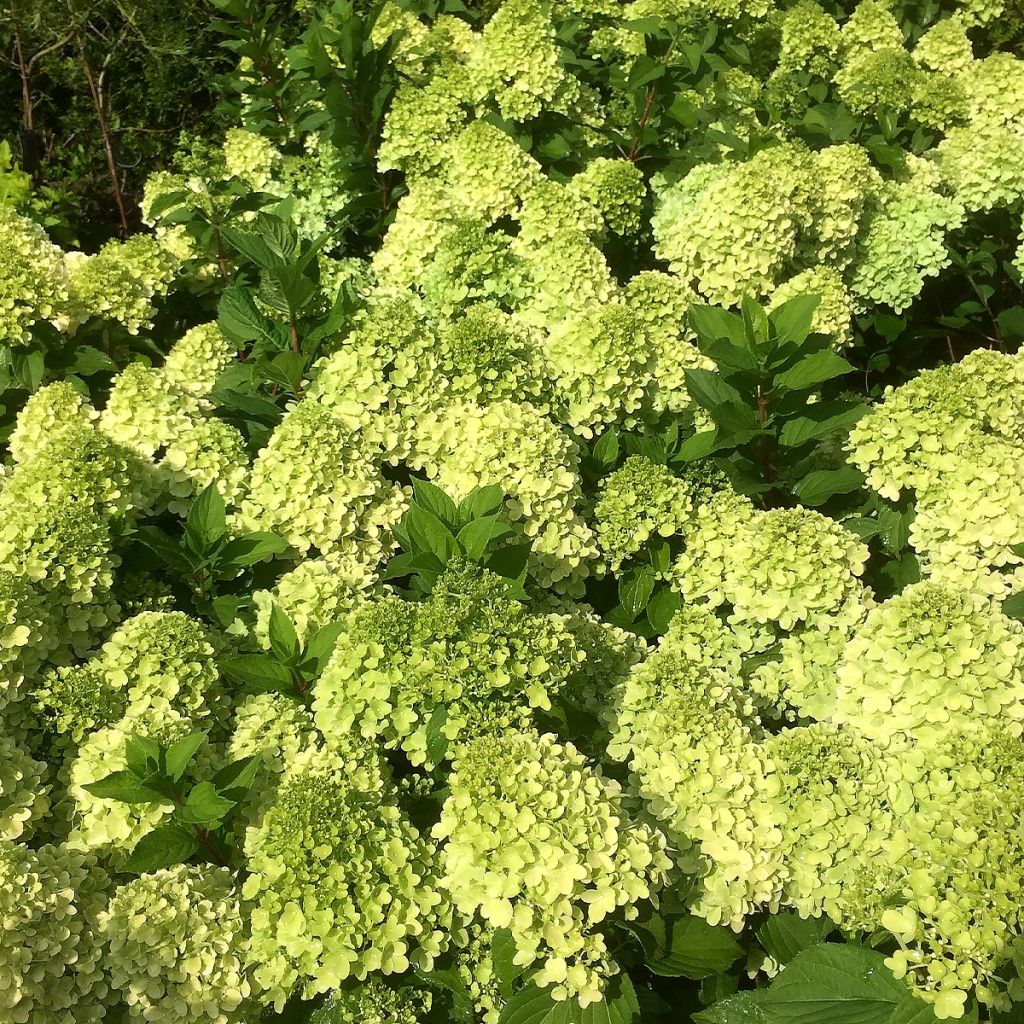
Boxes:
[627,86,657,163]
[76,36,129,235]
[13,28,33,132]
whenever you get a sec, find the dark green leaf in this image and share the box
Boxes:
[792,467,865,506]
[83,770,167,805]
[689,305,747,351]
[756,913,833,965]
[458,516,514,560]
[425,705,449,764]
[592,428,620,470]
[211,755,261,800]
[221,224,287,269]
[675,430,722,461]
[778,402,866,447]
[184,483,228,555]
[774,350,855,391]
[165,733,207,783]
[124,734,162,777]
[218,284,279,347]
[220,654,294,692]
[303,621,347,673]
[499,974,639,1024]
[218,532,288,570]
[491,928,524,993]
[768,294,821,346]
[268,604,301,664]
[486,542,532,584]
[458,485,505,523]
[69,345,117,376]
[179,781,236,824]
[122,823,199,873]
[413,479,460,529]
[1002,591,1024,621]
[684,368,745,412]
[759,944,908,1024]
[133,525,193,574]
[619,566,656,619]
[638,915,743,979]
[646,586,681,634]
[405,504,459,562]
[693,992,768,1024]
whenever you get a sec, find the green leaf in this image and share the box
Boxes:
[792,467,865,506]
[211,755,261,801]
[122,823,200,873]
[486,542,532,584]
[759,944,909,1024]
[491,928,524,994]
[778,403,867,447]
[425,705,449,764]
[218,532,288,570]
[499,975,639,1024]
[768,293,821,346]
[221,224,287,269]
[774,350,854,391]
[405,504,459,562]
[133,525,193,574]
[876,502,914,555]
[689,304,746,350]
[413,478,460,529]
[1002,591,1024,621]
[886,998,944,1024]
[458,485,505,523]
[756,913,833,965]
[124,734,162,777]
[218,284,279,347]
[184,483,228,555]
[693,992,768,1024]
[592,428,620,470]
[220,654,295,693]
[684,368,745,412]
[646,586,681,634]
[179,781,236,825]
[457,516,514,560]
[675,429,723,461]
[637,915,743,979]
[268,604,301,664]
[303,621,347,673]
[69,345,117,376]
[164,732,208,783]
[741,295,771,351]
[619,566,656,619]
[83,770,167,805]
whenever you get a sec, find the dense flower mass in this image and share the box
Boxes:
[3,0,1024,1021]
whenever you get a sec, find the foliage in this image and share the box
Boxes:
[3,1,1024,1023]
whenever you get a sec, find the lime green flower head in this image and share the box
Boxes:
[99,864,255,1023]
[66,234,178,334]
[314,978,432,1024]
[672,502,868,631]
[235,399,407,558]
[160,322,236,397]
[0,841,109,1024]
[466,0,566,121]
[0,205,69,345]
[434,730,671,1005]
[314,561,583,765]
[774,1,841,78]
[0,732,48,841]
[7,381,96,466]
[608,641,784,930]
[243,745,444,1008]
[593,456,695,572]
[832,582,1024,744]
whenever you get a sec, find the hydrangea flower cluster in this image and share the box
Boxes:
[434,730,671,1005]
[3,0,1024,1021]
